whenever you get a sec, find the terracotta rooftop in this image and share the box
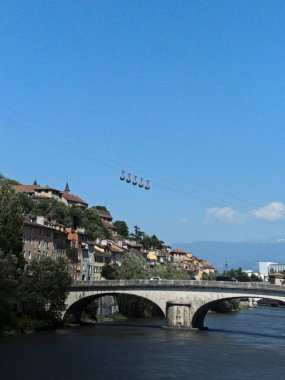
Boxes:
[61,191,88,206]
[14,185,40,193]
[201,261,215,269]
[171,248,188,254]
[109,243,126,253]
[102,219,117,230]
[96,209,113,219]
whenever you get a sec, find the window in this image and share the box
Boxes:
[28,251,32,260]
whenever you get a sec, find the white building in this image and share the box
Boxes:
[258,262,277,280]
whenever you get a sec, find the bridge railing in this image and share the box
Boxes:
[70,280,285,292]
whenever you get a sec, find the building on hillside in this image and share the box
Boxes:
[124,239,143,252]
[200,260,215,275]
[95,209,117,236]
[60,182,88,208]
[92,243,112,280]
[23,215,68,262]
[146,251,157,267]
[66,227,88,281]
[156,250,170,265]
[107,241,127,266]
[169,248,188,263]
[14,182,88,209]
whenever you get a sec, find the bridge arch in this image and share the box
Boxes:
[191,295,285,329]
[64,291,165,322]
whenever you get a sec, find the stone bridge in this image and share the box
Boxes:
[65,280,285,329]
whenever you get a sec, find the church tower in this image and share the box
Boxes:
[64,182,70,192]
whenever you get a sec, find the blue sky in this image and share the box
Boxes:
[1,1,285,244]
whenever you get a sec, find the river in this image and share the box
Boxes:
[1,306,285,380]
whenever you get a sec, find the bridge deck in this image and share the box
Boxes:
[69,280,285,293]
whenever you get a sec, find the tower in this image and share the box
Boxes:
[64,182,70,192]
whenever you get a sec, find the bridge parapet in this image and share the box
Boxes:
[70,279,285,292]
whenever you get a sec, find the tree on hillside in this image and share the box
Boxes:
[0,183,24,267]
[118,251,149,279]
[113,220,129,238]
[83,208,112,240]
[0,250,21,328]
[20,257,72,323]
[153,264,193,280]
[69,206,83,229]
[0,173,21,185]
[129,225,144,242]
[141,234,164,250]
[94,205,109,212]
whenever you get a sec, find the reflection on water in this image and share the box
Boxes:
[1,307,285,380]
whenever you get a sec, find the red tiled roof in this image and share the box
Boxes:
[201,261,215,269]
[102,219,117,230]
[35,186,60,192]
[96,209,112,219]
[171,248,188,254]
[109,244,125,253]
[14,185,40,193]
[61,191,88,206]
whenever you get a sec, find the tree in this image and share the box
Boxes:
[113,220,129,238]
[118,252,149,279]
[0,183,24,267]
[94,205,109,212]
[101,264,119,280]
[153,264,192,280]
[21,257,72,323]
[129,225,144,242]
[142,234,164,250]
[83,208,111,240]
[0,250,21,328]
[0,173,21,185]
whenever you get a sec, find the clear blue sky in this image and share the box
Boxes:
[1,1,285,244]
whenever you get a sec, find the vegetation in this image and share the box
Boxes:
[20,258,72,324]
[0,183,72,334]
[210,299,240,313]
[0,182,24,267]
[129,225,166,250]
[223,267,262,282]
[0,173,21,186]
[113,220,129,238]
[102,252,193,281]
[151,264,194,280]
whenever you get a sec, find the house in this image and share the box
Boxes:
[107,241,127,266]
[23,215,68,262]
[93,243,112,280]
[14,182,88,209]
[66,227,88,281]
[96,209,117,236]
[146,251,157,267]
[124,239,143,252]
[169,248,189,263]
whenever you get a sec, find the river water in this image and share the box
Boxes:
[1,306,285,380]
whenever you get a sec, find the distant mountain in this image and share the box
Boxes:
[173,241,285,272]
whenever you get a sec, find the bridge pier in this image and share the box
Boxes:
[166,301,192,328]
